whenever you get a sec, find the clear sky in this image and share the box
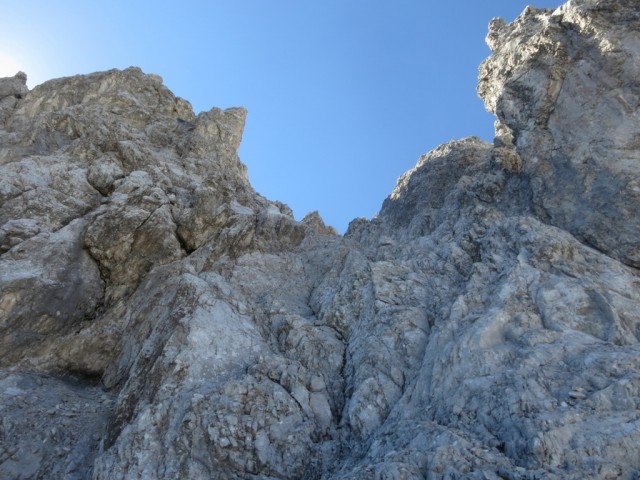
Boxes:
[1,1,564,233]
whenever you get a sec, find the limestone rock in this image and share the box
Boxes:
[0,219,104,367]
[0,72,28,124]
[1,1,640,478]
[0,372,113,480]
[478,0,640,268]
[302,210,338,235]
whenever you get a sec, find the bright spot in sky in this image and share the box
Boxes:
[0,52,22,78]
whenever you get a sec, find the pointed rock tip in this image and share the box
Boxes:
[301,211,338,235]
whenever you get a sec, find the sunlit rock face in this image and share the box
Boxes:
[478,0,640,268]
[1,1,640,478]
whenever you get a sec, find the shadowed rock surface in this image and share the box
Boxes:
[1,1,639,478]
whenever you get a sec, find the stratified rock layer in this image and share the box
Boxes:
[1,0,639,478]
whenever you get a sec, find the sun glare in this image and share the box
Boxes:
[0,52,22,78]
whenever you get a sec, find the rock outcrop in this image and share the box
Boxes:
[1,0,639,478]
[478,0,640,268]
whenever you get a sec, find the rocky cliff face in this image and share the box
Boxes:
[1,0,639,478]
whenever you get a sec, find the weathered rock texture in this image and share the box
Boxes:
[479,0,640,268]
[1,0,639,478]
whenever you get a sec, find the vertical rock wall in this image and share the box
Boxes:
[0,1,639,478]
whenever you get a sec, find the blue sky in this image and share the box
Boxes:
[1,1,564,232]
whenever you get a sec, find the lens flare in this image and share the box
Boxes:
[0,52,22,78]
